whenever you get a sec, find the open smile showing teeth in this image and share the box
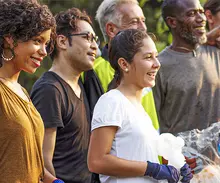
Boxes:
[31,58,41,67]
[88,53,96,57]
[147,72,156,77]
[195,27,205,30]
[195,26,206,33]
[87,52,96,61]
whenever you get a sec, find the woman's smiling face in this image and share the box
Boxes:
[128,37,160,89]
[9,29,51,74]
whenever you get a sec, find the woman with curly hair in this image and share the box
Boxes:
[0,0,57,182]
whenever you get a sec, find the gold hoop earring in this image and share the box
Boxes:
[1,48,15,61]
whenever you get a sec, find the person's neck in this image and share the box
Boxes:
[117,81,143,103]
[170,41,199,57]
[0,63,20,83]
[50,59,81,89]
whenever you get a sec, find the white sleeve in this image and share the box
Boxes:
[91,93,125,131]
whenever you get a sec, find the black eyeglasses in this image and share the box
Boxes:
[68,32,100,46]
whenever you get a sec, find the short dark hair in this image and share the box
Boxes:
[0,0,56,67]
[50,7,92,60]
[161,0,181,27]
[108,29,150,88]
[204,0,220,15]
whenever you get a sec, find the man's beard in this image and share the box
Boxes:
[177,22,207,45]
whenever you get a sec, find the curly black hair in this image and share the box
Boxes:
[0,0,56,67]
[50,7,92,60]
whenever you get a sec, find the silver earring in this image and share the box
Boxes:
[1,49,14,61]
[125,68,129,72]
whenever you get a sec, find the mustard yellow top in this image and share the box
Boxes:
[0,81,44,183]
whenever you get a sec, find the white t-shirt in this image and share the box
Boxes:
[92,89,160,183]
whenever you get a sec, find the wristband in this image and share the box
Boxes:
[52,179,65,183]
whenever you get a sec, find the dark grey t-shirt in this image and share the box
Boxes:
[153,45,220,134]
[31,71,91,183]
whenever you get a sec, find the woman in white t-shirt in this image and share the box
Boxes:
[87,29,193,183]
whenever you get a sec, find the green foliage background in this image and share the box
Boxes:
[20,0,206,92]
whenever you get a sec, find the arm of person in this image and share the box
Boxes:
[31,82,64,182]
[206,25,220,47]
[87,126,147,177]
[42,168,57,183]
[43,128,57,176]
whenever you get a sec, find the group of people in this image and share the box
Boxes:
[0,0,219,183]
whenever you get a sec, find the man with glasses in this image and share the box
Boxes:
[31,7,98,183]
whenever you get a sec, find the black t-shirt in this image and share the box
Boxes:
[31,71,91,183]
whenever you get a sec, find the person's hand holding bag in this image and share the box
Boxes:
[145,161,180,183]
[180,163,193,183]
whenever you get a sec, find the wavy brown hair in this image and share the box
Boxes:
[0,0,56,67]
[50,7,92,60]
